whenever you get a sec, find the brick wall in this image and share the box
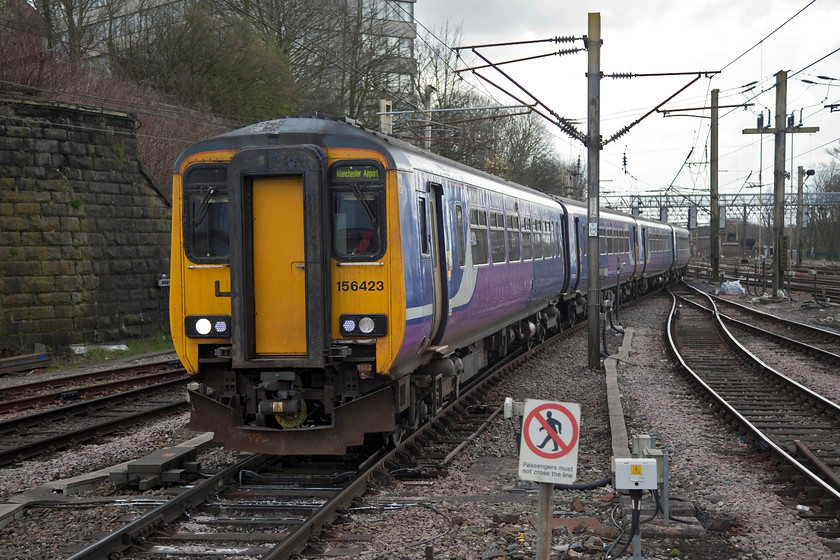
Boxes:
[0,97,172,356]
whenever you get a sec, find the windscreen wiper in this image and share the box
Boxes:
[351,184,377,227]
[192,187,215,227]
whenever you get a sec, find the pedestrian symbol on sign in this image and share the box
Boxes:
[536,411,563,451]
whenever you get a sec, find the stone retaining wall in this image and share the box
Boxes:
[0,97,171,356]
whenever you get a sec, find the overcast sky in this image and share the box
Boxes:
[413,0,840,206]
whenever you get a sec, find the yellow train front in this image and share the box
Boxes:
[170,117,412,455]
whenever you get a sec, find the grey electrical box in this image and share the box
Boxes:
[615,458,658,490]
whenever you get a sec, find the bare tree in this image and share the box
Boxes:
[31,0,101,67]
[811,158,840,258]
[0,0,48,86]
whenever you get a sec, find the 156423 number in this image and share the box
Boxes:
[336,280,385,292]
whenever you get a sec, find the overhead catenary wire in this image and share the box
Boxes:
[718,0,817,73]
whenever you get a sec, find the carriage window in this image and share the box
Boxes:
[330,163,385,260]
[184,165,229,263]
[533,219,543,259]
[418,197,429,255]
[507,215,520,261]
[470,207,489,266]
[522,217,532,260]
[490,211,506,263]
[543,221,552,258]
[455,204,466,267]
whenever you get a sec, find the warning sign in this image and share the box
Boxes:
[518,399,580,484]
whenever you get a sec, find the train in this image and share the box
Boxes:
[169,116,690,455]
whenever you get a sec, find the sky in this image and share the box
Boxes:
[412,0,840,208]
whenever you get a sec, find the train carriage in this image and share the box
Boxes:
[171,116,689,456]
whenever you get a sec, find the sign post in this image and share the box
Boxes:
[518,399,581,559]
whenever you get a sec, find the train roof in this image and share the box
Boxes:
[174,115,686,232]
[174,115,555,202]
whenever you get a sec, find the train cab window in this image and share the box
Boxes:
[469,207,489,266]
[507,215,521,261]
[183,165,229,263]
[330,163,385,260]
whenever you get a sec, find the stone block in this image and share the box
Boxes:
[44,128,67,140]
[2,261,41,276]
[39,292,72,306]
[19,231,44,245]
[59,216,82,232]
[27,277,56,293]
[56,275,84,292]
[29,306,55,320]
[40,203,69,217]
[43,231,73,246]
[3,125,30,138]
[33,139,59,153]
[41,318,74,333]
[2,216,29,230]
[28,215,60,232]
[23,246,61,261]
[14,202,42,215]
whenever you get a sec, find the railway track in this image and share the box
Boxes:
[680,283,840,371]
[0,378,189,466]
[687,261,840,303]
[60,322,583,560]
[0,361,187,415]
[666,285,840,527]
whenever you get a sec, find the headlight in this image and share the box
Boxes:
[195,318,212,335]
[339,314,387,337]
[358,317,375,334]
[185,315,231,338]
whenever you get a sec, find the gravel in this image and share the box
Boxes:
[0,284,838,559]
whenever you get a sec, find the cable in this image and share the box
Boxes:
[604,490,642,560]
[718,0,816,73]
[554,476,611,490]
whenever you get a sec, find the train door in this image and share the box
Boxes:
[640,227,649,274]
[428,183,448,344]
[560,214,572,293]
[252,176,307,355]
[227,145,329,368]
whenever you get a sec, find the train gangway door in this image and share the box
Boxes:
[252,175,307,355]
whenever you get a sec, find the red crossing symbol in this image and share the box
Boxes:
[523,402,579,460]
